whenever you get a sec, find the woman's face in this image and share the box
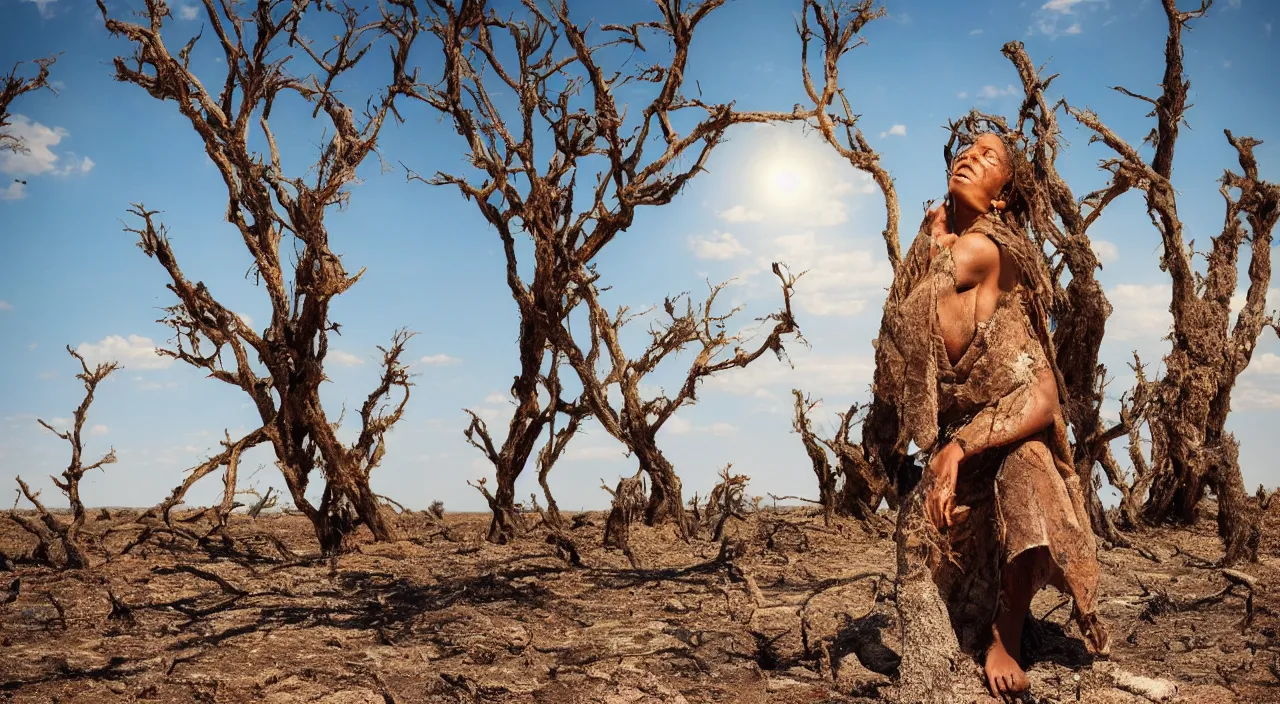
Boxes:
[947,133,1012,213]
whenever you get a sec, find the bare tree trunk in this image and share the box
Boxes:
[488,472,520,544]
[635,439,691,538]
[538,456,565,531]
[792,390,838,524]
[602,471,646,567]
[890,484,981,703]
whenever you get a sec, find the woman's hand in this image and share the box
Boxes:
[926,442,964,529]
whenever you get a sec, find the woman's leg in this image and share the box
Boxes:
[985,546,1047,701]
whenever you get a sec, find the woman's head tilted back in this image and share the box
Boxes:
[947,132,1014,216]
[945,127,1039,239]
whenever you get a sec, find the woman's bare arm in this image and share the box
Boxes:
[951,363,1059,458]
[926,363,1059,529]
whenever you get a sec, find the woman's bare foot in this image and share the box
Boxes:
[985,548,1044,701]
[985,634,1030,701]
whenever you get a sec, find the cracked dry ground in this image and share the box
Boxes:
[1,503,1277,703]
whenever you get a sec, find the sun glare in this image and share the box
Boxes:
[758,153,811,207]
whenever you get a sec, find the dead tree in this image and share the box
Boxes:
[601,470,646,568]
[562,266,803,538]
[99,1,421,555]
[982,42,1146,547]
[532,351,587,531]
[143,428,268,529]
[789,0,917,514]
[8,347,118,569]
[702,464,750,541]
[415,0,882,539]
[460,344,587,542]
[793,387,897,524]
[1,55,55,154]
[1069,0,1276,564]
[792,390,838,523]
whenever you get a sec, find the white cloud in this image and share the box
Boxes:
[237,312,254,328]
[658,415,737,437]
[969,28,984,35]
[178,5,199,20]
[418,353,461,366]
[1033,0,1103,36]
[745,232,893,317]
[76,334,172,370]
[52,155,93,176]
[20,0,56,19]
[564,444,628,462]
[135,375,178,391]
[0,300,11,310]
[38,370,57,380]
[0,116,68,176]
[879,124,907,138]
[664,415,693,435]
[978,84,1018,100]
[1091,239,1119,264]
[27,342,37,351]
[0,182,25,201]
[328,350,364,367]
[90,424,108,436]
[690,231,749,260]
[718,205,764,223]
[1235,381,1280,411]
[484,391,509,404]
[709,351,875,400]
[1042,0,1084,12]
[1105,284,1171,342]
[957,91,969,99]
[832,174,877,196]
[706,422,738,436]
[1248,353,1280,375]
[1227,0,1241,8]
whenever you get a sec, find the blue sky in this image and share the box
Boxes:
[1,0,1277,513]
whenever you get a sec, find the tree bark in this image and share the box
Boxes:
[635,439,691,538]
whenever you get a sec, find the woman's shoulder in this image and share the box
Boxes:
[960,212,1007,239]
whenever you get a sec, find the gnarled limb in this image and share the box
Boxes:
[0,54,56,154]
[145,427,268,527]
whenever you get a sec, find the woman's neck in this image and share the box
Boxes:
[950,200,984,234]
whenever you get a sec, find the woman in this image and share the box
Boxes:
[875,131,1110,700]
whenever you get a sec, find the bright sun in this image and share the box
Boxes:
[757,153,811,208]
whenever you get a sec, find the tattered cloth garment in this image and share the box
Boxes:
[875,212,1109,656]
